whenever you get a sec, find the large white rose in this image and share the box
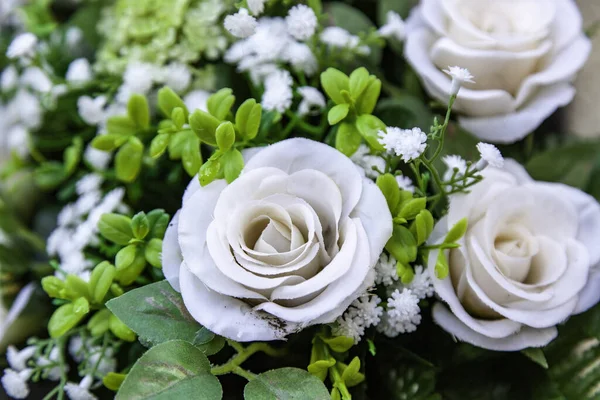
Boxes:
[162,138,392,341]
[405,0,591,143]
[429,160,600,351]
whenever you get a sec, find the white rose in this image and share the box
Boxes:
[162,138,392,341]
[0,283,36,352]
[405,0,591,143]
[429,160,600,351]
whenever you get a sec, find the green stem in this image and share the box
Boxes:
[429,95,456,163]
[285,111,325,137]
[232,366,257,381]
[329,366,351,400]
[210,341,286,376]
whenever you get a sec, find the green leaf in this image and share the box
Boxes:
[87,308,110,337]
[147,210,170,239]
[189,109,220,146]
[89,262,116,304]
[385,225,417,265]
[335,122,362,157]
[222,149,244,183]
[322,336,354,353]
[34,162,66,190]
[116,340,222,400]
[145,238,163,268]
[181,135,202,177]
[98,214,134,245]
[48,298,89,338]
[115,248,147,286]
[115,137,144,183]
[158,87,188,119]
[398,197,426,220]
[341,357,364,387]
[109,313,137,342]
[116,245,137,270]
[307,358,336,381]
[207,88,235,120]
[410,209,434,246]
[199,158,221,187]
[171,107,186,129]
[355,114,386,151]
[216,121,236,150]
[236,99,262,139]
[349,67,370,100]
[320,68,350,105]
[376,174,400,212]
[522,348,548,369]
[127,94,150,130]
[328,104,350,125]
[444,217,468,244]
[107,116,137,136]
[106,280,202,346]
[150,133,170,158]
[104,372,126,392]
[244,368,330,400]
[91,134,126,151]
[168,130,193,160]
[63,137,83,175]
[131,212,150,240]
[355,77,381,115]
[435,250,449,279]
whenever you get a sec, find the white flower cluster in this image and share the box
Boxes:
[378,288,422,337]
[475,142,504,170]
[69,336,117,377]
[333,294,383,344]
[47,175,128,278]
[350,144,386,180]
[297,86,326,117]
[378,11,406,42]
[378,127,428,162]
[320,27,370,55]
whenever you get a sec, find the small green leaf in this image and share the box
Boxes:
[98,214,134,245]
[398,197,427,220]
[48,298,89,338]
[193,327,215,346]
[168,130,193,160]
[116,340,221,400]
[107,116,137,136]
[236,99,262,139]
[435,251,449,279]
[116,245,138,270]
[64,275,91,300]
[410,209,434,246]
[116,248,147,286]
[349,67,370,100]
[171,107,186,129]
[355,76,381,115]
[341,357,363,387]
[104,372,126,392]
[216,121,236,150]
[63,137,83,175]
[355,114,386,151]
[376,174,400,212]
[444,217,468,244]
[89,262,116,304]
[322,336,354,353]
[131,212,150,240]
[189,109,220,146]
[91,134,124,151]
[150,133,170,159]
[320,68,350,105]
[335,122,362,157]
[106,281,202,346]
[115,137,144,183]
[147,210,170,239]
[41,276,65,299]
[328,104,350,125]
[307,358,336,381]
[181,135,202,177]
[127,94,150,129]
[199,158,221,187]
[145,238,163,268]
[244,368,330,400]
[385,225,417,265]
[222,149,244,183]
[158,87,188,119]
[109,313,137,342]
[207,88,235,120]
[522,348,549,369]
[87,308,110,337]
[34,162,66,190]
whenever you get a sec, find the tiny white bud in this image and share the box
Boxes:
[443,66,475,96]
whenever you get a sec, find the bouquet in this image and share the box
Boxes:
[1,0,600,399]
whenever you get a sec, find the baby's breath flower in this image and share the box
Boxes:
[64,375,97,400]
[396,175,414,193]
[261,70,293,113]
[247,0,267,16]
[1,369,32,399]
[7,33,37,59]
[286,4,317,41]
[378,11,406,41]
[333,294,383,343]
[443,66,475,96]
[6,346,36,372]
[375,253,398,286]
[66,58,93,83]
[378,127,427,162]
[378,288,421,337]
[476,142,504,170]
[297,86,325,116]
[77,96,107,126]
[224,8,257,38]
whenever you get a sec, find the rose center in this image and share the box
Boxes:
[244,216,307,254]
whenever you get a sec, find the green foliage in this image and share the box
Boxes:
[34,137,83,189]
[245,368,330,400]
[116,340,222,400]
[48,297,89,338]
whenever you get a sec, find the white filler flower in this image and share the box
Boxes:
[162,138,393,341]
[286,4,318,41]
[429,160,600,351]
[224,8,257,38]
[6,33,37,59]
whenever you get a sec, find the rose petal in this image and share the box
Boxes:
[162,211,182,292]
[350,178,393,267]
[551,0,584,53]
[243,138,363,219]
[459,82,575,143]
[432,302,558,351]
[179,265,295,341]
[574,265,600,314]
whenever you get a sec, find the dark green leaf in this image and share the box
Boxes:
[244,368,329,400]
[128,94,150,129]
[189,110,220,146]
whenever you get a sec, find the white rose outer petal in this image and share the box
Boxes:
[429,161,600,351]
[404,0,591,143]
[164,138,393,341]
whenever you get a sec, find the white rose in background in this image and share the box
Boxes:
[162,138,392,341]
[405,0,591,143]
[429,160,600,351]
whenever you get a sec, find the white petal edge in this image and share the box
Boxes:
[0,283,35,346]
[162,211,182,292]
[432,302,558,351]
[459,83,575,143]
